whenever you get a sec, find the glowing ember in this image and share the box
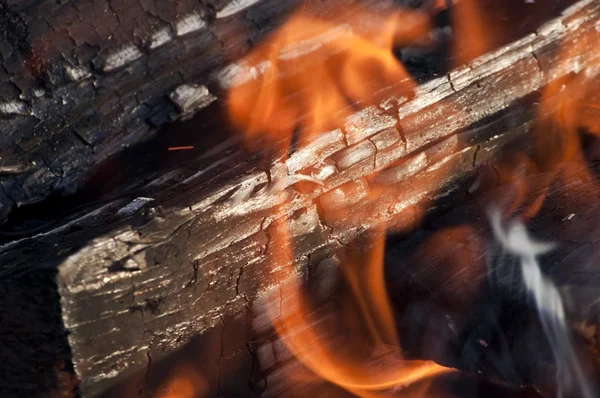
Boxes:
[168,146,195,151]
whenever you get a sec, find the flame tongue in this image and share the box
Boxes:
[226,3,457,395]
[227,6,430,149]
[342,231,397,346]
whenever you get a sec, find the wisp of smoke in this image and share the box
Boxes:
[488,208,593,398]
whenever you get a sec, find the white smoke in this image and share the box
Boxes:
[488,208,593,398]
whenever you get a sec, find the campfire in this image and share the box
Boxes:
[3,0,600,397]
[216,0,600,396]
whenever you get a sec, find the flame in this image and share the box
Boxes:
[450,0,495,66]
[537,29,600,166]
[223,0,600,395]
[227,6,430,149]
[222,0,600,395]
[153,364,208,398]
[492,25,600,220]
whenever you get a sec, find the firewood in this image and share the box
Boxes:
[0,0,579,222]
[1,0,600,396]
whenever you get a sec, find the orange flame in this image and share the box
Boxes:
[537,28,600,165]
[222,0,600,395]
[450,0,495,66]
[227,6,430,149]
[226,2,459,395]
[267,213,451,397]
[153,364,208,398]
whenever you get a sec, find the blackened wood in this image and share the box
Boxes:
[1,0,599,396]
[0,0,303,222]
[0,270,77,398]
[0,0,434,223]
[0,0,578,224]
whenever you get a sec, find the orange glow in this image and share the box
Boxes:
[493,26,600,220]
[168,146,195,151]
[450,0,494,66]
[227,6,430,150]
[427,0,455,14]
[537,27,600,167]
[414,225,485,307]
[153,365,208,398]
[486,152,552,220]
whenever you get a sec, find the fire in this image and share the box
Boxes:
[492,25,600,220]
[267,214,450,397]
[449,0,494,67]
[537,31,600,166]
[225,3,459,395]
[227,5,430,149]
[224,0,600,395]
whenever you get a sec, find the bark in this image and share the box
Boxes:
[1,0,600,397]
[0,0,577,223]
[0,0,303,222]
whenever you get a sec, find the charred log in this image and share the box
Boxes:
[0,0,578,224]
[1,0,600,397]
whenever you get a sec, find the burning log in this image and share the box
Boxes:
[0,0,580,222]
[2,0,600,397]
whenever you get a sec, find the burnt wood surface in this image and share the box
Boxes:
[0,0,578,224]
[0,0,297,223]
[97,126,600,397]
[1,0,600,397]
